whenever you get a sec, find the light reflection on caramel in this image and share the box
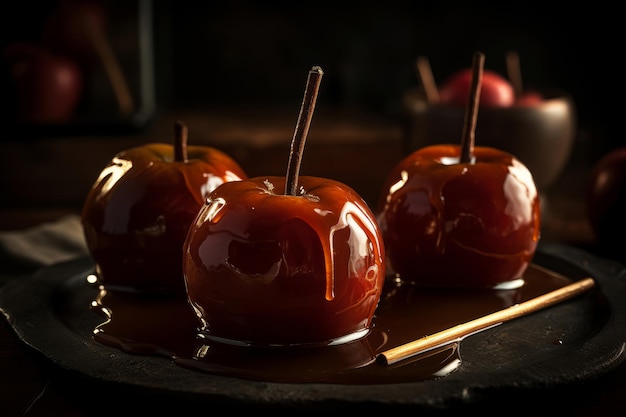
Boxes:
[89,263,571,385]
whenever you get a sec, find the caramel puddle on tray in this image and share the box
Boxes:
[89,264,571,384]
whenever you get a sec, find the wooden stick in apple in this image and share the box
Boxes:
[459,51,485,164]
[285,66,324,196]
[416,56,440,104]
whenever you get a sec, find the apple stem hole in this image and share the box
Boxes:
[285,66,324,196]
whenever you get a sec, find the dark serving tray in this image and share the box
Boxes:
[1,242,626,415]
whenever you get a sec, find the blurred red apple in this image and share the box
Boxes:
[82,121,248,296]
[439,67,515,107]
[514,90,543,106]
[183,67,386,346]
[3,41,83,123]
[378,52,540,289]
[41,0,108,66]
[587,147,626,259]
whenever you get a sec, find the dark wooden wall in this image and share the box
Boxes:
[2,1,620,150]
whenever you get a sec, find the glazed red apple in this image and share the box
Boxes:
[378,144,541,288]
[378,52,541,289]
[439,67,515,107]
[3,41,83,123]
[183,67,386,346]
[184,176,385,346]
[82,121,247,295]
[587,147,626,254]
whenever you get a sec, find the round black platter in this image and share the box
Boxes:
[1,242,625,415]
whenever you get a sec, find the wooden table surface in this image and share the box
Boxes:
[1,108,624,416]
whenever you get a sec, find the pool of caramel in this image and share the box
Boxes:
[89,264,571,385]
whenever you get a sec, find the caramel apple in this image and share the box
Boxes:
[183,67,386,346]
[379,52,541,289]
[82,121,247,295]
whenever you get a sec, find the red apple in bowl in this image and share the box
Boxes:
[379,52,541,289]
[439,67,515,108]
[183,67,386,347]
[3,41,84,123]
[514,91,543,106]
[81,121,247,295]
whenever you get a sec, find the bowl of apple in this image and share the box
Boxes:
[403,53,577,193]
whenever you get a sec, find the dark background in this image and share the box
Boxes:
[2,6,626,415]
[158,1,620,156]
[0,1,621,153]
